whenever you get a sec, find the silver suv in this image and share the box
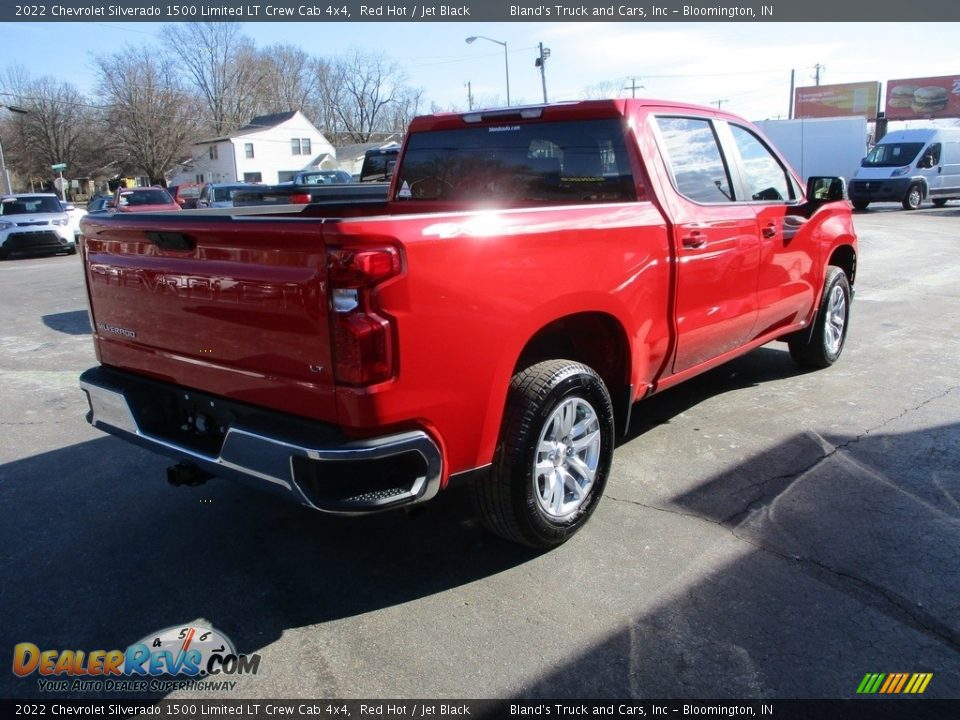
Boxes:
[0,193,75,259]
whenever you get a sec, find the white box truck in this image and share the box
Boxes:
[755,117,868,185]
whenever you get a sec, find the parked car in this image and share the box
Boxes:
[111,187,181,213]
[167,184,201,209]
[86,195,113,214]
[197,183,253,208]
[60,200,87,240]
[0,193,76,259]
[290,170,353,185]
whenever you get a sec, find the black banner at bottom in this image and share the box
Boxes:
[3,699,959,720]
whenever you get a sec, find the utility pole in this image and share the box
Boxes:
[788,68,796,119]
[465,81,474,110]
[813,63,825,86]
[713,99,727,109]
[625,77,644,98]
[535,42,551,103]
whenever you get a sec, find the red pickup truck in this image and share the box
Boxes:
[78,100,857,548]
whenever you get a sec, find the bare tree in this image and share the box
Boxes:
[259,43,321,118]
[94,49,203,184]
[310,57,344,140]
[324,50,413,143]
[161,22,267,135]
[1,67,99,184]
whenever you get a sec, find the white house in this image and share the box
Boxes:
[170,111,338,186]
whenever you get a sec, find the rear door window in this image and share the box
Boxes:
[655,117,735,203]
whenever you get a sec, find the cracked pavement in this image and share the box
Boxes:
[1,205,959,701]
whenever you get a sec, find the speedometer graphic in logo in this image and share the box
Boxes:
[127,625,236,676]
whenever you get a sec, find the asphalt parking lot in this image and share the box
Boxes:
[1,203,958,701]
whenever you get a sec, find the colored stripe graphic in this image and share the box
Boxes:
[857,672,932,694]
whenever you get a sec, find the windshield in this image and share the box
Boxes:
[861,142,925,168]
[395,119,637,204]
[299,171,350,185]
[120,189,174,206]
[1,196,64,215]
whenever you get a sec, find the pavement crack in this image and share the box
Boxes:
[723,385,960,526]
[605,493,960,653]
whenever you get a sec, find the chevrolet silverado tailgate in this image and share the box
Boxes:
[81,213,337,422]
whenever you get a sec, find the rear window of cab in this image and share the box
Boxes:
[395,119,638,204]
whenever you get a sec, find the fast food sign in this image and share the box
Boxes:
[884,75,960,120]
[794,82,881,119]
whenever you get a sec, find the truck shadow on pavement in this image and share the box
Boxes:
[620,346,808,444]
[41,310,91,335]
[0,435,537,699]
[521,419,960,698]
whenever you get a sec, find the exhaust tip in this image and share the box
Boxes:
[167,461,214,487]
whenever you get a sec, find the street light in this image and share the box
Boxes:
[465,35,510,106]
[0,104,28,196]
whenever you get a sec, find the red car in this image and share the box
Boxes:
[109,187,181,213]
[167,184,201,209]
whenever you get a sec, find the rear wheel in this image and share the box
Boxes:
[472,360,615,548]
[788,267,851,369]
[851,200,870,211]
[902,183,923,210]
[932,199,948,208]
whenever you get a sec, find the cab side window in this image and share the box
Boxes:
[729,124,794,202]
[922,143,941,167]
[655,117,735,204]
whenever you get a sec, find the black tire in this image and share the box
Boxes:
[851,200,870,211]
[931,199,948,208]
[902,183,922,210]
[472,359,615,548]
[788,266,851,369]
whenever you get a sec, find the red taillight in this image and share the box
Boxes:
[289,193,311,204]
[328,246,401,386]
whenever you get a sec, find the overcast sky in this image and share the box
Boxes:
[2,21,958,122]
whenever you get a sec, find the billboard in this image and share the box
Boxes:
[885,75,960,120]
[794,82,881,119]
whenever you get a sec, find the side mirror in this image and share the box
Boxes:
[806,176,847,203]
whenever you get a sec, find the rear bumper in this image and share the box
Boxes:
[79,366,443,513]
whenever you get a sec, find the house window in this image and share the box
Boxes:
[243,172,262,183]
[195,174,205,184]
[291,138,312,156]
[208,145,218,160]
[245,143,254,159]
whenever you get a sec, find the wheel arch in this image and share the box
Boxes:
[828,243,857,287]
[512,311,633,435]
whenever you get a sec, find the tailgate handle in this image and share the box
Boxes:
[145,231,195,251]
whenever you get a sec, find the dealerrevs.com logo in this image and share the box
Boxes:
[12,625,261,693]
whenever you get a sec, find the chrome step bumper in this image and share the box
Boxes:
[80,366,443,513]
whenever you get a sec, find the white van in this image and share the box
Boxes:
[848,128,960,210]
